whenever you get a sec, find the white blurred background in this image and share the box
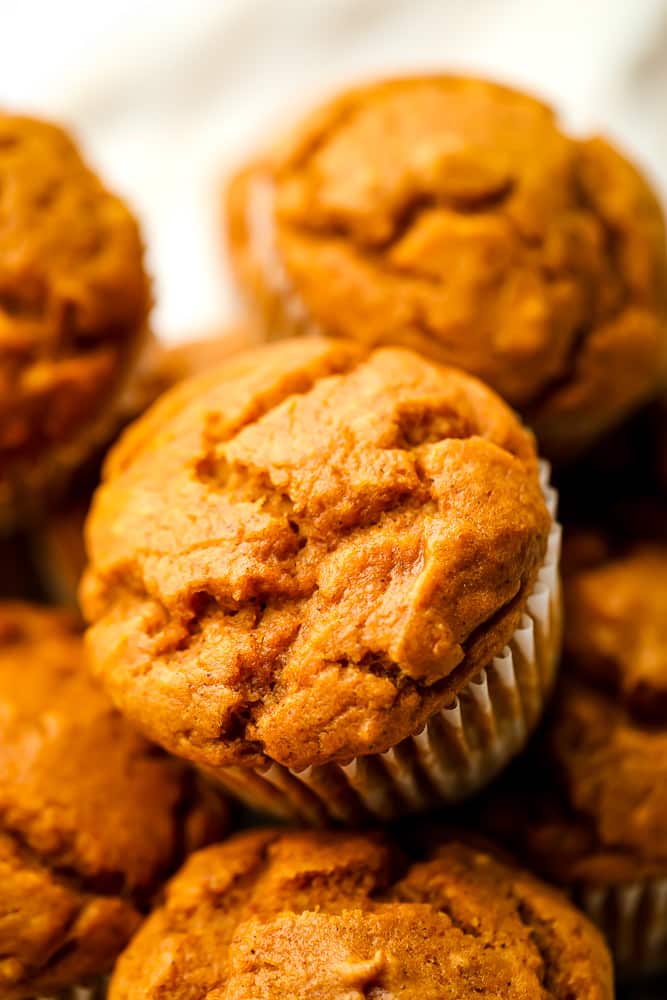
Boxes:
[2,0,666,341]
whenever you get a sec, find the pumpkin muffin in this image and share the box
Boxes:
[483,538,667,974]
[564,538,667,718]
[225,75,667,461]
[0,114,150,532]
[81,337,560,823]
[32,328,260,611]
[109,827,613,999]
[0,602,227,1000]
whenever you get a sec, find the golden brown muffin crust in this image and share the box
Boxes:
[226,75,667,460]
[82,338,549,771]
[564,541,667,720]
[0,602,226,998]
[109,828,613,999]
[0,115,150,528]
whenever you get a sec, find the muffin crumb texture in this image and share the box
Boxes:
[82,337,549,771]
[0,602,225,999]
[227,76,667,458]
[109,829,613,999]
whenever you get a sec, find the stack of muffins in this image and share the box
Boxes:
[0,76,665,1000]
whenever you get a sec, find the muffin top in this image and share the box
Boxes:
[0,115,150,525]
[564,539,667,719]
[109,828,612,1000]
[0,602,226,999]
[82,337,550,771]
[227,75,667,459]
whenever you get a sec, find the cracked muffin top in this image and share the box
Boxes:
[483,538,667,887]
[109,828,613,1000]
[0,114,150,529]
[0,602,226,999]
[226,75,667,461]
[81,337,550,771]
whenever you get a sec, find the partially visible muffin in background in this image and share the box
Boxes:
[0,602,227,1000]
[482,535,667,974]
[226,75,667,460]
[564,536,667,718]
[81,337,560,823]
[32,327,260,611]
[0,114,151,532]
[109,827,613,999]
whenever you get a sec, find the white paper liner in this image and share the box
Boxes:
[575,879,667,976]
[215,461,561,824]
[246,175,321,336]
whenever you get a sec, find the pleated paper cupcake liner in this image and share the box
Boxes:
[213,460,561,824]
[576,879,667,977]
[243,175,320,338]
